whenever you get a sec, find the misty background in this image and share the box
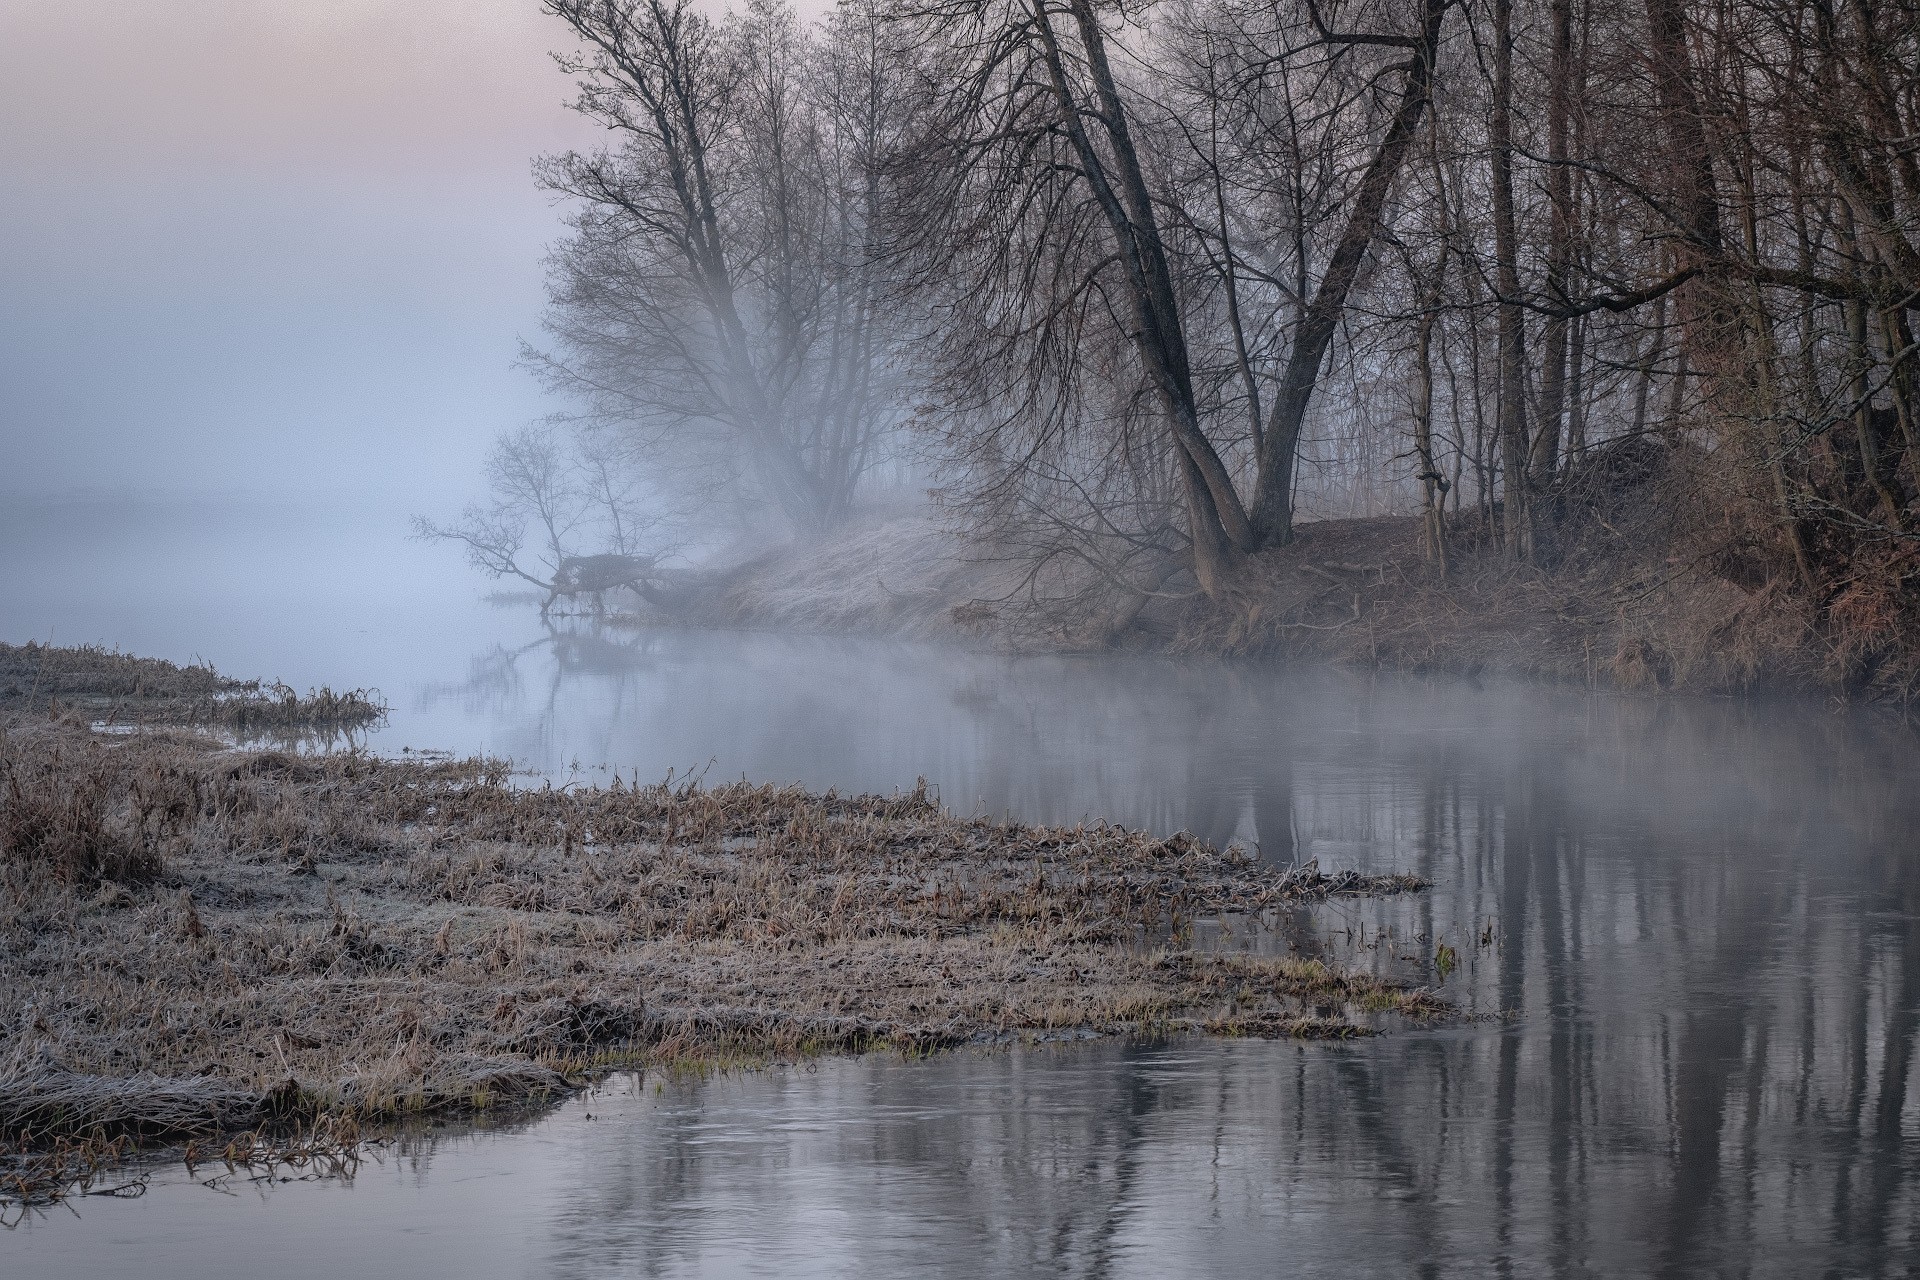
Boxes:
[0,0,781,513]
[1,1,590,692]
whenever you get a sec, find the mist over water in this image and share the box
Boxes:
[5,0,1917,1269]
[0,1,594,511]
[6,501,1919,1275]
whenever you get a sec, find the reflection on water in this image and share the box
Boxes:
[6,501,1920,1274]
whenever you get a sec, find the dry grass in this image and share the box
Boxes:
[635,439,1919,699]
[1165,439,1874,696]
[0,642,387,738]
[0,711,1440,1203]
[656,505,1026,643]
[0,732,164,884]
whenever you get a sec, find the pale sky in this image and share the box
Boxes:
[0,1,674,508]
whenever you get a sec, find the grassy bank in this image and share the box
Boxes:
[1,647,1440,1206]
[0,641,387,738]
[629,442,1915,700]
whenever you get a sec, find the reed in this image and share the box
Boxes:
[0,642,386,738]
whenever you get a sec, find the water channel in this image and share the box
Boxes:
[4,498,1918,1275]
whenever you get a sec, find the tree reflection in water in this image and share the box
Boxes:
[380,626,1920,1275]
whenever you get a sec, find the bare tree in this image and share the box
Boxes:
[890,0,1454,598]
[414,425,585,589]
[1220,0,1457,546]
[530,0,906,539]
[416,423,675,611]
[451,0,1920,648]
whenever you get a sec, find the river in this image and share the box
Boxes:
[4,497,1917,1276]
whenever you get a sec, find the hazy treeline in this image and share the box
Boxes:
[453,0,1920,613]
[528,0,912,540]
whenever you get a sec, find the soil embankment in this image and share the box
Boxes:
[641,441,1910,699]
[0,646,1439,1204]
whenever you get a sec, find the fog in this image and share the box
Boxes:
[5,4,1919,1275]
[0,1,602,514]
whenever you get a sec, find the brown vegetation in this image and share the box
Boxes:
[621,438,1920,698]
[1164,437,1912,696]
[0,642,387,738]
[0,674,1438,1204]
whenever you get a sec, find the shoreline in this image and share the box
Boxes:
[0,645,1444,1206]
[592,500,1914,704]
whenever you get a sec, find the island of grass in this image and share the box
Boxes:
[0,643,1442,1206]
[0,640,386,738]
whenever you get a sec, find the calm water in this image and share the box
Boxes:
[5,499,1919,1276]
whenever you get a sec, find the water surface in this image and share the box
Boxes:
[4,499,1917,1276]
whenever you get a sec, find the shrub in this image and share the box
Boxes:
[0,734,160,884]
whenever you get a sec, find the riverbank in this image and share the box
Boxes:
[0,641,388,739]
[628,441,1916,700]
[1,647,1440,1204]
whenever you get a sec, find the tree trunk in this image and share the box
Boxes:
[1414,279,1449,574]
[1880,304,1920,510]
[1631,289,1666,436]
[1532,0,1578,486]
[1564,309,1588,458]
[1849,293,1902,522]
[1490,0,1532,559]
[1642,0,1728,350]
[1028,0,1254,594]
[1247,0,1454,548]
